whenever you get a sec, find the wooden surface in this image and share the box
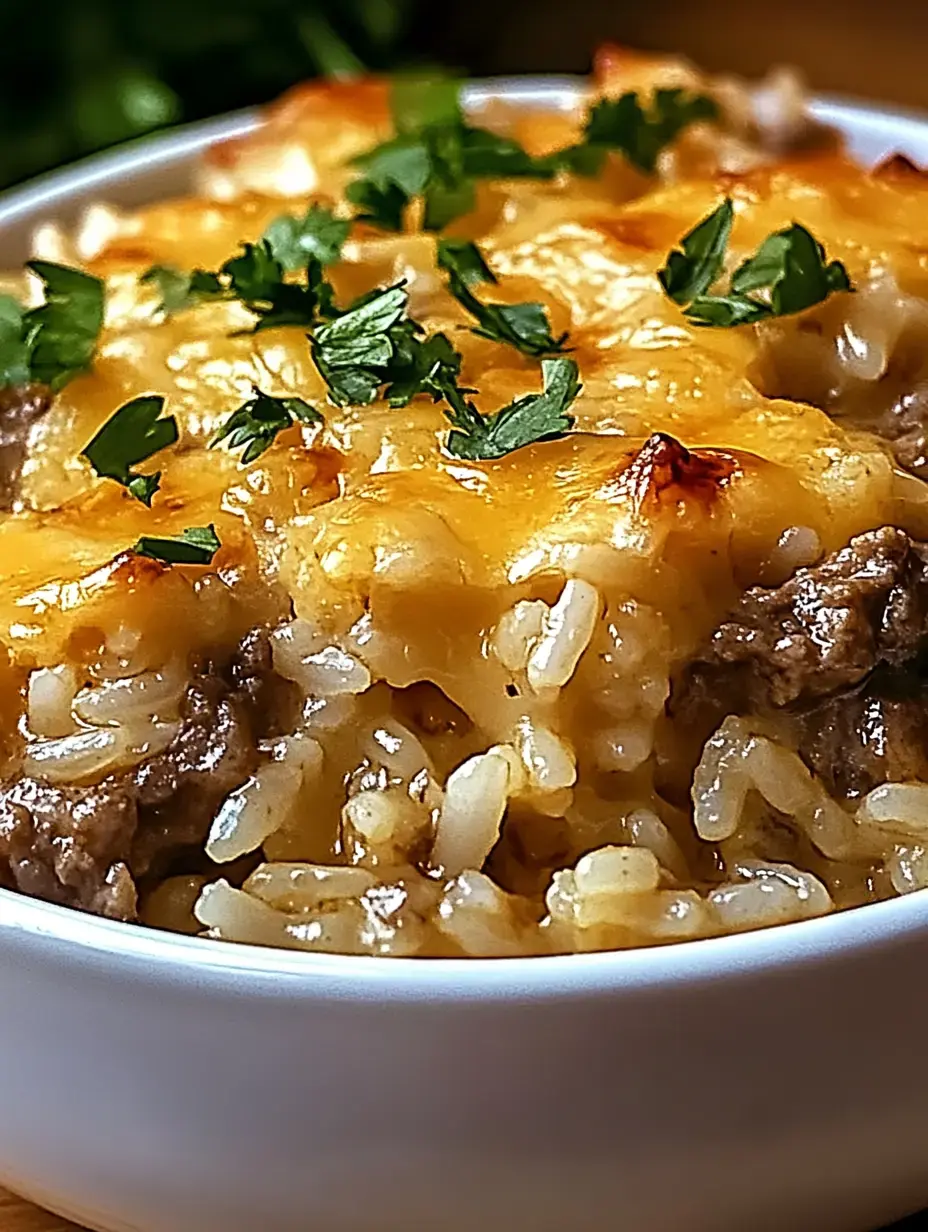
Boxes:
[0,1188,79,1231]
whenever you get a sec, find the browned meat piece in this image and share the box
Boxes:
[131,673,259,876]
[675,527,928,806]
[678,527,928,712]
[0,776,138,919]
[0,628,280,919]
[797,683,928,802]
[0,383,52,509]
[230,626,299,737]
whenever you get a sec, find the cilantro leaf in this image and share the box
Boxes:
[658,198,733,306]
[0,296,32,388]
[437,238,569,358]
[81,394,178,506]
[262,204,350,271]
[133,524,221,566]
[440,356,580,460]
[212,387,323,464]
[23,261,105,390]
[310,282,408,406]
[658,200,854,328]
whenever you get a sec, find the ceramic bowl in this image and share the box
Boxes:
[2,81,928,1232]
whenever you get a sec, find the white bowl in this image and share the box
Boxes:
[2,81,928,1232]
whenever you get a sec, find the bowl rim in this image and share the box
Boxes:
[2,75,928,999]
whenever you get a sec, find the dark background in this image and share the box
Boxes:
[3,0,928,190]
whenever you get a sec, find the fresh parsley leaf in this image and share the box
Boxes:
[437,238,569,358]
[440,356,580,460]
[658,199,854,328]
[658,198,733,306]
[437,237,495,287]
[141,265,227,314]
[391,74,462,133]
[353,135,434,198]
[349,76,556,234]
[212,387,324,464]
[385,330,462,407]
[133,524,221,566]
[574,89,719,175]
[225,244,331,334]
[310,282,408,406]
[732,223,852,314]
[346,177,410,232]
[459,126,556,180]
[261,204,350,271]
[681,295,771,328]
[81,394,178,506]
[0,296,31,388]
[143,204,348,320]
[24,261,105,390]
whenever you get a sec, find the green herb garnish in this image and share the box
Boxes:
[0,296,32,388]
[310,282,408,406]
[261,203,351,271]
[133,524,221,565]
[557,90,719,176]
[0,263,105,392]
[143,203,349,322]
[384,329,462,407]
[658,198,853,327]
[25,261,106,390]
[349,75,557,233]
[212,387,323,463]
[437,238,569,357]
[81,394,178,505]
[437,355,580,460]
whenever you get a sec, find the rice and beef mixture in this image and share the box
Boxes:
[4,45,928,955]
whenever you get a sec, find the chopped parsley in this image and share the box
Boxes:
[133,524,221,565]
[658,198,853,326]
[310,282,408,405]
[212,387,323,464]
[349,75,557,233]
[384,329,462,407]
[437,238,569,357]
[142,203,348,324]
[0,262,105,392]
[557,90,719,176]
[349,80,720,233]
[261,203,351,271]
[0,296,32,388]
[436,355,580,460]
[81,394,178,506]
[141,265,226,315]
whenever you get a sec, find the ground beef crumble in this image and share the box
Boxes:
[0,626,286,921]
[0,383,53,510]
[675,526,928,804]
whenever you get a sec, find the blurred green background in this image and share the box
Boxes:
[0,0,427,189]
[2,0,926,191]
